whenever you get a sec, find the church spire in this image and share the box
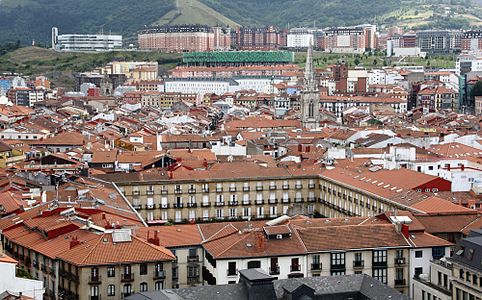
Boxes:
[304,41,316,91]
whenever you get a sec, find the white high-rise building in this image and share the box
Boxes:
[51,27,122,52]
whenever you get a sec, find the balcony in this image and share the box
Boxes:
[187,202,197,208]
[282,185,289,190]
[394,257,406,265]
[88,275,101,285]
[188,255,199,263]
[268,199,278,204]
[121,273,134,282]
[227,269,238,277]
[255,200,264,205]
[153,270,166,280]
[161,190,168,195]
[202,188,209,193]
[269,185,277,190]
[160,203,170,209]
[228,201,239,206]
[229,187,237,192]
[242,201,251,206]
[394,279,407,287]
[269,266,280,275]
[243,186,250,192]
[215,202,225,207]
[174,203,183,209]
[216,188,223,193]
[353,260,364,269]
[146,190,154,195]
[133,190,140,196]
[256,186,263,191]
[331,264,345,271]
[133,204,142,210]
[188,188,196,194]
[372,261,387,268]
[201,202,211,207]
[294,197,303,203]
[295,184,302,190]
[290,265,301,272]
[145,204,156,210]
[174,189,182,194]
[90,296,100,300]
[282,198,291,204]
[307,197,317,202]
[308,184,316,189]
[311,263,322,271]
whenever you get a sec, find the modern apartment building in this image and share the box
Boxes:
[233,26,285,50]
[138,25,231,52]
[51,27,122,52]
[318,24,377,53]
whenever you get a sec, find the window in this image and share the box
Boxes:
[123,284,132,297]
[228,262,237,276]
[107,266,115,277]
[90,286,99,297]
[331,252,345,266]
[354,252,362,262]
[373,250,387,264]
[415,267,423,278]
[372,268,387,284]
[415,250,423,258]
[396,268,404,281]
[247,261,261,269]
[140,263,147,275]
[155,281,163,290]
[140,282,148,292]
[107,285,115,297]
[291,258,300,271]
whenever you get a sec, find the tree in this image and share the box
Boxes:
[373,59,378,66]
[354,58,361,66]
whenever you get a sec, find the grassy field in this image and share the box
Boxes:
[153,0,240,28]
[295,51,456,69]
[0,47,181,88]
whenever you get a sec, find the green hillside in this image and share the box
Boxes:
[153,0,240,28]
[0,0,176,44]
[201,0,401,27]
[0,47,181,88]
[1,0,482,45]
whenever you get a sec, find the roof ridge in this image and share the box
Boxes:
[203,223,238,243]
[131,235,175,259]
[461,215,482,232]
[215,232,252,257]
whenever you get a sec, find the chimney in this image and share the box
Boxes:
[203,158,208,169]
[102,213,106,220]
[461,164,465,171]
[70,236,80,249]
[169,171,173,179]
[401,224,410,239]
[255,232,265,252]
[148,230,160,246]
[447,164,451,171]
